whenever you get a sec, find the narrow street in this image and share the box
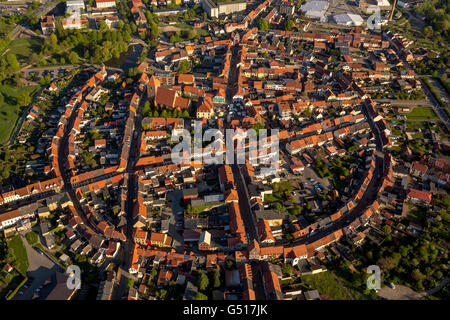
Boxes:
[57,96,100,234]
[232,165,259,243]
[112,82,145,300]
[420,77,450,128]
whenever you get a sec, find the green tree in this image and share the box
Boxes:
[194,292,208,300]
[6,53,20,73]
[50,33,58,49]
[377,256,396,271]
[17,92,31,106]
[258,18,269,31]
[411,269,426,282]
[68,51,80,64]
[181,110,189,118]
[198,271,209,291]
[213,269,221,288]
[282,263,292,276]
[142,101,151,116]
[150,21,160,38]
[178,60,191,74]
[382,225,392,235]
[157,288,167,299]
[434,270,443,280]
[98,20,108,31]
[301,107,312,118]
[284,19,295,31]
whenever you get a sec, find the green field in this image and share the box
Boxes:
[301,271,352,300]
[0,84,39,145]
[1,38,43,62]
[401,107,438,120]
[7,236,29,276]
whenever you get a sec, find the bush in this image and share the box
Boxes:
[194,292,208,300]
[127,278,135,288]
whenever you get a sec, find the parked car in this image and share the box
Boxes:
[389,283,396,289]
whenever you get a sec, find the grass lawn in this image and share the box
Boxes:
[7,236,29,276]
[406,121,428,130]
[0,84,40,145]
[411,131,424,140]
[301,271,352,300]
[187,202,222,215]
[401,107,438,120]
[2,38,43,63]
[25,231,38,245]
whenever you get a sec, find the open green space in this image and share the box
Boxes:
[0,84,39,145]
[401,107,438,120]
[301,271,352,300]
[1,38,43,62]
[25,231,39,246]
[186,202,223,215]
[7,236,29,276]
[406,121,429,130]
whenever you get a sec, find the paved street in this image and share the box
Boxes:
[420,77,450,129]
[167,189,185,253]
[429,77,450,104]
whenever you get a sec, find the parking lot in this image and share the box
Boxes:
[327,0,364,17]
[21,66,77,80]
[13,234,64,300]
[281,152,332,194]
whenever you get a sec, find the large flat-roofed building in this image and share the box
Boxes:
[66,0,85,10]
[300,1,329,22]
[95,0,116,8]
[333,13,364,26]
[202,0,247,18]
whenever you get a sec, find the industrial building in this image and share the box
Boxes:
[333,13,364,26]
[201,0,247,18]
[300,1,329,22]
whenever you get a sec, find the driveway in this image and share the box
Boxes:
[13,235,64,300]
